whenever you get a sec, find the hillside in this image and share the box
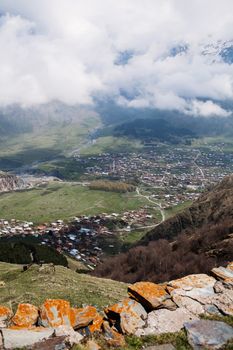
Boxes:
[0,262,127,309]
[93,175,233,283]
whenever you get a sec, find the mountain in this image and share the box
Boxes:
[93,175,233,283]
[113,118,195,144]
[0,172,25,192]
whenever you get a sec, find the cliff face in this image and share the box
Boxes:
[0,172,24,193]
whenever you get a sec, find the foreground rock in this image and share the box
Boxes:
[212,263,233,287]
[0,306,12,328]
[40,299,72,327]
[128,282,170,311]
[55,325,83,345]
[184,319,233,349]
[136,307,198,336]
[105,298,147,335]
[1,328,54,349]
[71,305,99,329]
[12,303,39,328]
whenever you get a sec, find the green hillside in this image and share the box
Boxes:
[0,262,127,310]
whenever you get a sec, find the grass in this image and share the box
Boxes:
[164,201,192,220]
[80,136,143,155]
[0,262,127,310]
[0,182,148,223]
[71,330,192,350]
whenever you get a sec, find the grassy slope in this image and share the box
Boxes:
[0,262,127,310]
[0,182,148,223]
[80,136,143,155]
[0,115,100,166]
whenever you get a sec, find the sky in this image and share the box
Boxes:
[0,0,233,117]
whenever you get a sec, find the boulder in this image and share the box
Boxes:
[135,307,198,336]
[128,282,169,311]
[12,303,39,328]
[184,319,233,349]
[70,305,98,329]
[89,314,104,333]
[105,298,147,335]
[55,325,83,345]
[171,293,205,316]
[102,321,126,347]
[1,328,54,349]
[0,306,12,328]
[167,274,216,299]
[40,299,72,328]
[212,288,233,316]
[212,265,233,286]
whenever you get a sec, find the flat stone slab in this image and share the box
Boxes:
[184,319,233,349]
[135,307,198,336]
[2,328,54,349]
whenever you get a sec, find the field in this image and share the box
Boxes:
[0,262,127,309]
[0,182,148,223]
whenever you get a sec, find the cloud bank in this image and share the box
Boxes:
[0,0,233,116]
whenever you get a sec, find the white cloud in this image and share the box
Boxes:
[0,0,233,116]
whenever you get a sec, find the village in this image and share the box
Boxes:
[0,208,156,268]
[73,143,233,208]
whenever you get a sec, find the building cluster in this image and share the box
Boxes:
[74,144,233,208]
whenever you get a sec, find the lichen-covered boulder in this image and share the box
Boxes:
[128,282,170,310]
[40,299,72,327]
[184,319,233,349]
[89,313,104,333]
[105,298,147,335]
[12,303,39,328]
[0,306,12,328]
[70,305,98,329]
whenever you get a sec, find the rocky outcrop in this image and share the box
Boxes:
[0,263,232,349]
[0,172,25,193]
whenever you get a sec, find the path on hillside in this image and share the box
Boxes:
[135,187,166,229]
[193,151,205,180]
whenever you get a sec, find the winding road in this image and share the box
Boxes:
[135,186,166,229]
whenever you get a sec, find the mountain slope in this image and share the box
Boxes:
[0,262,127,309]
[93,175,233,283]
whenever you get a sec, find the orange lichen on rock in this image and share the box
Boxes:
[89,314,104,333]
[0,306,12,319]
[12,303,39,328]
[0,305,12,327]
[105,298,147,335]
[128,281,169,310]
[70,305,98,329]
[40,299,72,327]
